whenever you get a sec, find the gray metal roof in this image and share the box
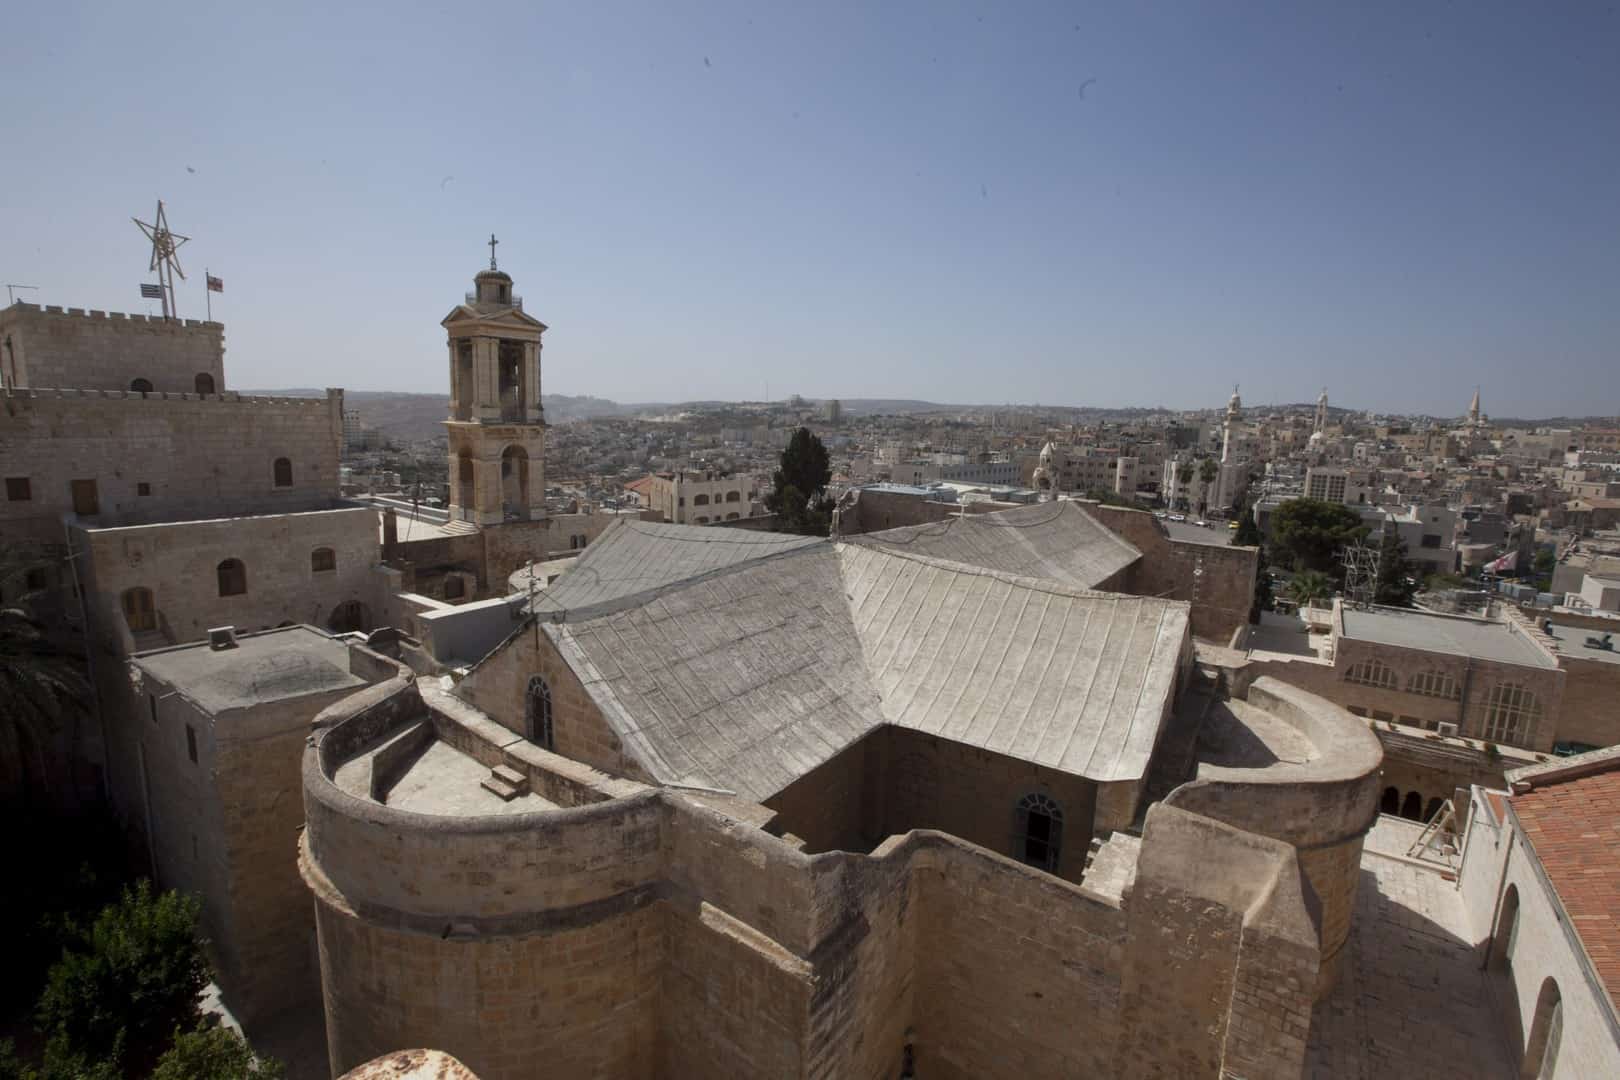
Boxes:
[526,519,824,616]
[546,539,1188,802]
[132,626,364,714]
[847,500,1141,590]
[1338,607,1557,669]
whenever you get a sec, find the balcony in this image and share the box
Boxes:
[466,291,523,311]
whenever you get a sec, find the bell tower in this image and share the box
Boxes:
[442,236,547,525]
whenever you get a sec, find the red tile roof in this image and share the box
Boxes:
[1513,765,1620,1012]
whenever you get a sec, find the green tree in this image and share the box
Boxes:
[1287,569,1334,608]
[37,882,210,1070]
[766,427,834,536]
[1374,530,1418,607]
[0,605,90,811]
[1532,546,1556,592]
[1250,546,1275,623]
[1268,498,1366,578]
[1233,508,1263,547]
[152,1023,284,1080]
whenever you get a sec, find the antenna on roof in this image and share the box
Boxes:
[1341,538,1382,610]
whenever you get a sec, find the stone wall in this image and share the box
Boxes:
[911,846,1124,1077]
[1302,634,1564,753]
[876,727,1099,884]
[1,387,343,533]
[1553,653,1620,748]
[76,505,383,652]
[453,620,652,782]
[1085,502,1259,644]
[1115,805,1318,1078]
[0,303,225,393]
[764,726,1103,882]
[118,635,387,1023]
[304,680,1327,1078]
[1164,678,1381,1000]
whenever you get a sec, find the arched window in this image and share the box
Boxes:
[311,547,336,573]
[216,558,246,597]
[1380,786,1399,814]
[1401,791,1423,820]
[1407,669,1460,700]
[725,491,740,502]
[1490,885,1521,973]
[121,587,156,632]
[328,600,367,634]
[1014,792,1063,872]
[129,378,153,393]
[1484,683,1542,746]
[525,675,554,749]
[194,373,215,395]
[1522,978,1562,1079]
[273,457,293,488]
[1345,657,1398,690]
[693,493,710,506]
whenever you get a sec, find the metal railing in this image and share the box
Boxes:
[465,291,523,311]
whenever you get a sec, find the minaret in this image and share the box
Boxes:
[1467,387,1482,428]
[1314,388,1328,438]
[442,236,548,525]
[1221,385,1242,464]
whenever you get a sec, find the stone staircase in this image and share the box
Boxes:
[479,763,530,802]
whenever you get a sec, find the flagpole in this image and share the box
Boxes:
[206,268,211,322]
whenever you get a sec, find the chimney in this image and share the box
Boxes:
[383,506,399,555]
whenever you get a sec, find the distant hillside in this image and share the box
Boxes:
[242,389,636,440]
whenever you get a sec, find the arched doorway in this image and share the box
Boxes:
[327,600,369,634]
[501,445,529,520]
[194,373,215,394]
[130,378,153,393]
[1381,786,1399,814]
[1401,791,1423,820]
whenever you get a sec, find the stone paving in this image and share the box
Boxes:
[1305,851,1516,1078]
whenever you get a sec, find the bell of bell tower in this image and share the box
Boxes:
[441,237,548,526]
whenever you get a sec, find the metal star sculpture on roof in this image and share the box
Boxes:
[133,199,189,319]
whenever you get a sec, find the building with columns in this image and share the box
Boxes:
[443,252,547,526]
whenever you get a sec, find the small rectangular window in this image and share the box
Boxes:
[185,724,198,764]
[71,479,99,515]
[137,482,152,496]
[5,477,30,501]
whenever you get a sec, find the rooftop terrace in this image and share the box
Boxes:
[1339,606,1557,669]
[132,625,364,714]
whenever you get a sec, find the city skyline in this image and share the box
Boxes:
[3,2,1618,416]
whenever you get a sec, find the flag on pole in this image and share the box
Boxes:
[140,283,163,299]
[1486,552,1517,574]
[206,274,223,293]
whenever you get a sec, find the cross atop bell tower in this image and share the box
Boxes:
[488,233,499,270]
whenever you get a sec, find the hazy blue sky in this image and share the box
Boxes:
[3,2,1617,415]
